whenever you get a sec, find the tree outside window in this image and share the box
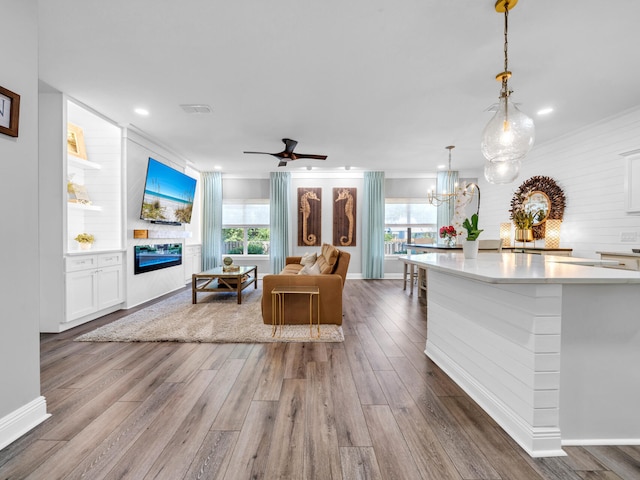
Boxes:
[222,202,270,255]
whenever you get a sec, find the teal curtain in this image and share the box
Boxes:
[363,171,385,278]
[270,171,291,273]
[202,171,223,270]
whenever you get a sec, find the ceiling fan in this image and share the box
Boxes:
[244,138,328,167]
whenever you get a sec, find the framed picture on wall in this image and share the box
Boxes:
[333,187,357,246]
[67,123,88,159]
[298,187,322,246]
[0,86,20,137]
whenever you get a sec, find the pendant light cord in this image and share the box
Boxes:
[501,2,510,98]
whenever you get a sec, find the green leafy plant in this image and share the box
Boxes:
[74,233,95,244]
[462,214,483,241]
[512,208,544,229]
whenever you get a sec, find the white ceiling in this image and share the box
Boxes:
[37,0,640,177]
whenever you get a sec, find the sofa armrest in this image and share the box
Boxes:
[286,256,303,265]
[261,273,343,325]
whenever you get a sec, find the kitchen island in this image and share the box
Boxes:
[407,253,640,457]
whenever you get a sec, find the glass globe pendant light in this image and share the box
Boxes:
[482,0,535,183]
[481,93,534,163]
[484,158,520,184]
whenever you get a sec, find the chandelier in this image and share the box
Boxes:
[428,146,459,207]
[428,146,480,209]
[481,0,535,184]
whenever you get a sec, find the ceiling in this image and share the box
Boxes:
[37,0,640,177]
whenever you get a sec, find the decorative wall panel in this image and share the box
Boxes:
[298,187,322,246]
[333,187,356,246]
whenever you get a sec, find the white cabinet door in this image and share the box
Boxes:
[98,264,124,309]
[66,269,98,321]
[184,246,202,282]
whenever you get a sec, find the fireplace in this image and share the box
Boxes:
[134,243,182,275]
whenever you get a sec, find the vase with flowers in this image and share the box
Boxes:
[439,225,457,247]
[74,233,95,251]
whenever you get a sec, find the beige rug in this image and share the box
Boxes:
[75,288,344,343]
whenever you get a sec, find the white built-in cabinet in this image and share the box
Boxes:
[65,253,124,321]
[184,245,203,282]
[39,91,125,332]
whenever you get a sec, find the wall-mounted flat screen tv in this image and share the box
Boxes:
[140,158,197,225]
[134,243,182,275]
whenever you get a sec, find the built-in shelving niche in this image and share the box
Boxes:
[66,101,122,253]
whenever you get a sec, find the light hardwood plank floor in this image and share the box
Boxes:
[1,280,639,479]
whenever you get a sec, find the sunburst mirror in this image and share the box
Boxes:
[510,176,566,239]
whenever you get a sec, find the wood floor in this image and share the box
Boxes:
[1,280,639,479]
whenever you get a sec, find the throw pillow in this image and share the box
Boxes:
[300,252,317,266]
[298,260,322,275]
[320,243,340,273]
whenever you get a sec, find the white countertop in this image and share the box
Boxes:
[398,253,640,284]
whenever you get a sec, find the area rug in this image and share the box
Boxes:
[75,288,344,343]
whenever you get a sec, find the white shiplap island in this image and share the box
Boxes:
[405,253,640,458]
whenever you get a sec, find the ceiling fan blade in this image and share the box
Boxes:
[293,154,327,160]
[245,140,325,165]
[282,138,298,153]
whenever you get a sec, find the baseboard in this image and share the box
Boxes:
[562,439,640,446]
[384,273,403,280]
[0,396,50,451]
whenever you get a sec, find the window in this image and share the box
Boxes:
[222,201,270,255]
[384,199,437,254]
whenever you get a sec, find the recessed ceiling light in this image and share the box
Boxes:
[537,107,554,116]
[213,165,222,170]
[437,164,446,169]
[134,108,149,116]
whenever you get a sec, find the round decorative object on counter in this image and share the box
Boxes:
[223,256,233,266]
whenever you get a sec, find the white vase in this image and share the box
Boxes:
[79,242,92,251]
[462,240,479,259]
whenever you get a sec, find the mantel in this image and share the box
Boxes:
[133,229,192,239]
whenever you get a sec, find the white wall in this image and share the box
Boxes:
[479,106,640,258]
[125,129,201,308]
[0,0,49,450]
